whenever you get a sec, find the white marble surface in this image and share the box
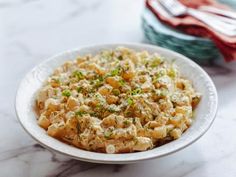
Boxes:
[1,0,236,177]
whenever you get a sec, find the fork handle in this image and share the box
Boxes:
[209,14,236,25]
[199,6,236,20]
[187,8,236,36]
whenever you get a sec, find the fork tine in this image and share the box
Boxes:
[158,0,236,36]
[159,0,186,16]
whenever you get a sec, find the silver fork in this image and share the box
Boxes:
[159,0,236,36]
[200,6,236,20]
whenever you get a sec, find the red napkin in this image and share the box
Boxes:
[146,0,236,62]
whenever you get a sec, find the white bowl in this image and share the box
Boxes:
[15,43,218,164]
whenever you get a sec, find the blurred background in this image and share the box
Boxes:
[0,0,236,177]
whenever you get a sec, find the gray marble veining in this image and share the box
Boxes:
[1,0,236,176]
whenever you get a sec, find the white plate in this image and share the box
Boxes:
[15,43,218,164]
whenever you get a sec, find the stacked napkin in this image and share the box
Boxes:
[146,0,236,62]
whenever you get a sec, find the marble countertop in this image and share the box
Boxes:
[1,0,236,176]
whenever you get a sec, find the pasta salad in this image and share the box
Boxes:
[35,47,200,153]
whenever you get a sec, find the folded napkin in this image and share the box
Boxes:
[146,0,236,62]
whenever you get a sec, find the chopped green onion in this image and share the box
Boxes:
[75,111,86,116]
[123,120,129,126]
[150,56,163,68]
[95,103,102,108]
[112,89,120,96]
[94,79,103,88]
[127,97,134,105]
[131,88,142,95]
[73,70,84,80]
[97,76,104,81]
[62,90,71,97]
[54,89,58,94]
[132,118,136,124]
[168,67,176,78]
[104,131,112,139]
[110,67,121,76]
[119,79,125,86]
[123,63,130,71]
[90,112,99,117]
[77,87,82,93]
[117,55,123,60]
[157,69,166,77]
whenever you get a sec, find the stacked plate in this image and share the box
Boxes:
[142,0,236,63]
[142,9,219,63]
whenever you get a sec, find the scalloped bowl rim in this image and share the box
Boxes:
[15,43,218,164]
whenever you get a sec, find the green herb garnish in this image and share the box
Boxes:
[90,112,99,117]
[112,89,120,96]
[54,89,58,94]
[127,97,134,105]
[77,87,82,93]
[150,56,163,68]
[97,76,104,81]
[94,79,103,88]
[110,66,121,76]
[117,55,123,60]
[62,90,71,97]
[104,131,112,139]
[119,79,125,86]
[123,120,129,126]
[131,88,142,95]
[73,70,84,80]
[168,67,176,78]
[156,69,166,78]
[75,111,86,117]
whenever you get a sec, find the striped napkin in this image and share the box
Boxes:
[146,0,236,62]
